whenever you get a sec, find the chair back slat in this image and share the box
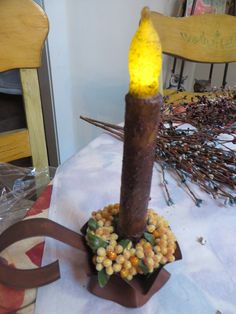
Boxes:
[151,12,236,63]
[0,129,31,162]
[0,0,49,72]
[20,69,48,169]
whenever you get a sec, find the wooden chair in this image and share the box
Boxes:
[150,12,236,103]
[0,0,49,170]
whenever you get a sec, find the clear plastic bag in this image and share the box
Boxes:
[0,162,56,233]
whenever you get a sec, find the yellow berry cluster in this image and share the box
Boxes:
[86,204,177,281]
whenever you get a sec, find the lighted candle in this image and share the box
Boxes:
[118,7,163,240]
[129,7,162,98]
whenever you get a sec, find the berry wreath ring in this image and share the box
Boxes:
[85,204,177,287]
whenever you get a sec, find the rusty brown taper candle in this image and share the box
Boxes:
[118,7,163,240]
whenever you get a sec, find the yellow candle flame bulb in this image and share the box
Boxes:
[128,7,162,98]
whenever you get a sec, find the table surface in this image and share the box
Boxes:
[27,130,236,314]
[1,127,236,314]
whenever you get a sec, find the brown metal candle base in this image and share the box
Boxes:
[0,217,182,309]
[87,242,182,308]
[88,268,170,308]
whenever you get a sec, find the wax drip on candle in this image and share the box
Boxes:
[128,7,162,98]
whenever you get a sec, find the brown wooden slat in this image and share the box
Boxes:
[0,129,31,162]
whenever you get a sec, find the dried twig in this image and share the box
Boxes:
[80,93,236,206]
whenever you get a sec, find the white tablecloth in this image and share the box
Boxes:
[35,132,236,314]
